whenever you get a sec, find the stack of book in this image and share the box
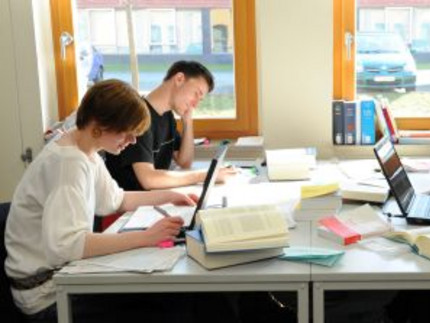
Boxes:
[398,130,430,145]
[186,205,289,269]
[340,182,389,204]
[332,99,376,145]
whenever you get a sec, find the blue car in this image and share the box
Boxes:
[356,32,417,92]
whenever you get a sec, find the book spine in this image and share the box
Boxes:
[343,101,356,145]
[319,216,361,245]
[360,100,376,145]
[375,100,389,139]
[381,98,398,143]
[332,100,344,145]
[355,100,362,145]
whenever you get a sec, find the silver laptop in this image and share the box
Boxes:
[374,136,430,225]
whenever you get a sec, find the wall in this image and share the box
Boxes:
[256,0,334,158]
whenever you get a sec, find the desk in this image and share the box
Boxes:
[54,220,312,323]
[311,215,430,323]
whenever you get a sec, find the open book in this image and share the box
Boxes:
[197,205,289,252]
[384,227,430,260]
[318,204,391,245]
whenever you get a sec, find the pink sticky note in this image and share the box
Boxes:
[158,240,174,248]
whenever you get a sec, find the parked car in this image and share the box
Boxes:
[356,32,417,92]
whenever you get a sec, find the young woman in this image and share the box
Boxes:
[4,79,197,322]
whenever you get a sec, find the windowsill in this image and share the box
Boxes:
[333,144,430,159]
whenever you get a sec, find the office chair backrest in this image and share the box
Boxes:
[0,202,25,322]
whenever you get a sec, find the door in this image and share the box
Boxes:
[0,0,26,202]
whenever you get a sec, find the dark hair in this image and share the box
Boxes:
[76,79,150,135]
[163,60,214,92]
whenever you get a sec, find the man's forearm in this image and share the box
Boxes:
[137,168,206,190]
[176,119,194,168]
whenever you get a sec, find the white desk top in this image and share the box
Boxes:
[54,218,311,287]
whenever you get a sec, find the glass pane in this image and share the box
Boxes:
[74,0,236,119]
[356,2,430,117]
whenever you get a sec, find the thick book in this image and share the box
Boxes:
[343,101,356,145]
[355,100,362,145]
[186,230,283,270]
[340,183,389,203]
[398,137,430,145]
[197,205,289,253]
[332,100,344,145]
[265,148,316,181]
[384,227,430,260]
[360,100,376,145]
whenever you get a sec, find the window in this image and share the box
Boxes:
[50,0,258,139]
[334,0,430,130]
[333,0,430,129]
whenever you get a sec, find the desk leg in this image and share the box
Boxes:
[297,283,309,323]
[313,283,324,323]
[56,286,72,323]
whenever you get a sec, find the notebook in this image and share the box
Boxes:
[119,144,229,233]
[373,136,430,225]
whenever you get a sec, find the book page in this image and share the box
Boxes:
[199,205,287,244]
[121,204,195,231]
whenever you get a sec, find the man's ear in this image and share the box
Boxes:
[174,72,185,86]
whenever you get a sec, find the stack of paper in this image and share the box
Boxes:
[60,247,185,274]
[280,247,344,267]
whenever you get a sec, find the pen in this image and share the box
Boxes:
[153,205,171,217]
[153,206,175,248]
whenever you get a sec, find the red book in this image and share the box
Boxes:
[380,99,398,143]
[319,216,361,245]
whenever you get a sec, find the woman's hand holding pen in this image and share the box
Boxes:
[144,216,184,246]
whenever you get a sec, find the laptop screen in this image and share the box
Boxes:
[189,144,228,229]
[373,136,415,214]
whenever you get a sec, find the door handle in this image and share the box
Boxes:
[60,31,74,61]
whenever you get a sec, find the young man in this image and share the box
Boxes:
[105,60,236,190]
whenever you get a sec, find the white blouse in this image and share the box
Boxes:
[5,141,124,314]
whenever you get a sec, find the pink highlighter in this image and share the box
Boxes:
[158,240,174,248]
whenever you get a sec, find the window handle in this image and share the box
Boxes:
[344,31,354,61]
[60,31,74,61]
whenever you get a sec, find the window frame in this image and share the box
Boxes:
[333,0,430,130]
[50,0,258,139]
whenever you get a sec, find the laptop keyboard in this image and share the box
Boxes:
[409,195,430,218]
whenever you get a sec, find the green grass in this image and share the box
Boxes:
[194,94,236,118]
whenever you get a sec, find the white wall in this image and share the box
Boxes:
[256,0,334,158]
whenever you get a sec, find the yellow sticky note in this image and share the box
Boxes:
[301,182,339,199]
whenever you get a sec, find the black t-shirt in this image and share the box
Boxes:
[105,99,181,191]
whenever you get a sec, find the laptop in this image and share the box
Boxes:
[119,144,229,233]
[373,136,430,225]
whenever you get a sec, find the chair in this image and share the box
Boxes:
[0,202,26,322]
